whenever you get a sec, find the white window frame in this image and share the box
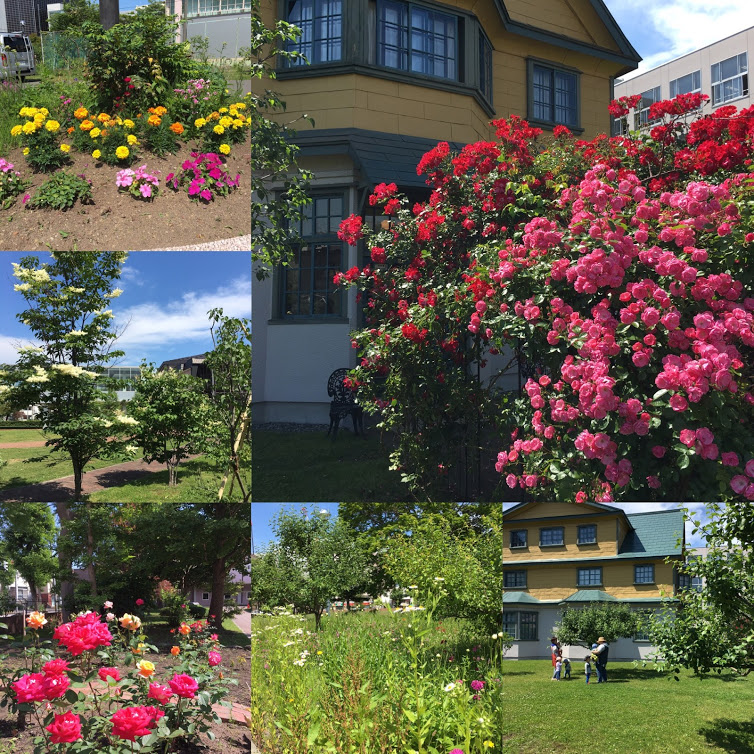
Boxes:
[711,52,748,106]
[669,70,701,98]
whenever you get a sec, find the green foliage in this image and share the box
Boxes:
[89,118,138,166]
[251,0,312,279]
[159,584,191,627]
[0,79,24,157]
[555,603,639,648]
[138,114,181,157]
[26,170,93,210]
[0,158,29,209]
[82,7,193,112]
[648,503,754,676]
[48,0,100,33]
[129,362,213,486]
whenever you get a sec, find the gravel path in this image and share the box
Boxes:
[0,440,48,448]
[141,234,251,251]
[0,456,199,501]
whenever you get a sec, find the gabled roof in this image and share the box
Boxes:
[492,0,641,75]
[619,510,684,558]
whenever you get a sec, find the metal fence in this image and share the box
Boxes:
[40,32,87,70]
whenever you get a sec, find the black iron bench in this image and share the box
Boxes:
[326,368,364,440]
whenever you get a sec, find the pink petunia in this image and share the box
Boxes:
[140,184,152,198]
[200,189,212,201]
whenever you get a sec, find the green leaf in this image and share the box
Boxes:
[307,721,321,746]
[403,708,418,723]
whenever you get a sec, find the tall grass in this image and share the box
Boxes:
[251,596,503,754]
[0,79,25,157]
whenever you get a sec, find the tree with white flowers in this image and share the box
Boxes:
[0,252,136,500]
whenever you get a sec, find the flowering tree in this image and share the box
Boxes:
[554,603,639,649]
[334,95,754,501]
[0,252,138,500]
[129,363,212,486]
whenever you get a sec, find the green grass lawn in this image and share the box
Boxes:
[86,455,250,502]
[0,429,59,443]
[0,446,139,491]
[503,660,754,754]
[252,430,407,501]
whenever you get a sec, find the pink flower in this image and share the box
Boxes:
[575,491,587,503]
[147,682,173,705]
[200,189,212,201]
[721,452,739,467]
[42,659,71,676]
[731,475,749,495]
[22,193,30,205]
[140,184,152,198]
[168,673,199,699]
[104,601,113,609]
[651,446,666,458]
[647,475,661,489]
[98,667,121,683]
[208,651,222,667]
[470,680,485,691]
[669,394,688,412]
[46,712,82,744]
[679,429,696,447]
[135,598,144,606]
[111,706,164,741]
[746,459,754,478]
[12,673,47,703]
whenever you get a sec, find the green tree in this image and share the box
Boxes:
[129,363,212,486]
[251,0,312,279]
[0,503,58,609]
[205,308,251,502]
[554,603,639,649]
[48,0,100,32]
[0,252,135,500]
[649,503,754,675]
[266,507,368,630]
[381,508,502,634]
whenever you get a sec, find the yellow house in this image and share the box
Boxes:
[252,0,641,424]
[503,502,685,660]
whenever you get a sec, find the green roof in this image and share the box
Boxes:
[561,590,618,602]
[503,592,543,604]
[618,510,684,558]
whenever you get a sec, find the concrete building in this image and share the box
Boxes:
[503,502,686,662]
[613,26,752,133]
[166,0,251,58]
[253,0,641,424]
[188,566,251,607]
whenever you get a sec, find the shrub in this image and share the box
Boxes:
[11,107,70,172]
[160,586,191,627]
[334,95,754,501]
[27,170,93,210]
[137,106,182,157]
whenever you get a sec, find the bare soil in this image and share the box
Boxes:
[0,643,250,753]
[0,136,250,251]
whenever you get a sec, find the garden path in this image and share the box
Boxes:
[0,456,192,501]
[0,440,48,448]
[231,610,251,637]
[145,234,251,251]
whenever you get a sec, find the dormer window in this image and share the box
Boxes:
[286,0,343,65]
[539,527,564,546]
[510,529,527,548]
[577,524,597,544]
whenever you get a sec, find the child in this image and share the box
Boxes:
[552,656,562,681]
[584,656,592,684]
[563,657,571,679]
[589,642,599,665]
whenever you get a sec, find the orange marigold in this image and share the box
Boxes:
[67,126,74,134]
[169,122,184,135]
[97,112,110,123]
[80,120,94,131]
[74,107,88,120]
[147,115,161,127]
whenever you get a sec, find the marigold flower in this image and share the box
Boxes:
[219,143,230,155]
[147,114,161,126]
[45,120,60,132]
[60,144,71,153]
[97,112,110,123]
[22,147,29,155]
[67,126,74,134]
[213,124,225,135]
[92,150,102,159]
[90,127,101,138]
[10,125,22,136]
[127,134,138,145]
[80,119,94,131]
[116,146,130,160]
[124,119,135,129]
[74,107,88,119]
[194,117,206,128]
[169,121,184,135]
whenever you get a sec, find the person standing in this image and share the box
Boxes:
[593,637,609,683]
[584,655,592,684]
[549,637,561,669]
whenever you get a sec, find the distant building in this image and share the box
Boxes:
[188,566,250,608]
[166,0,250,59]
[613,26,752,134]
[158,353,211,380]
[97,365,142,402]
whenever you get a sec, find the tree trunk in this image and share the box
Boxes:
[71,457,83,501]
[54,503,75,621]
[99,0,119,30]
[209,554,227,632]
[85,503,97,597]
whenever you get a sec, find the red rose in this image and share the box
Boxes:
[111,706,164,741]
[124,76,131,82]
[42,659,71,676]
[46,712,82,744]
[12,673,47,703]
[98,667,121,683]
[168,673,199,699]
[147,682,173,705]
[135,599,145,606]
[43,674,70,700]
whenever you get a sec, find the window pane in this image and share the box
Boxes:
[287,0,341,64]
[721,55,738,80]
[502,612,518,639]
[532,65,551,121]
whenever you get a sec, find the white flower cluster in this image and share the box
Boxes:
[293,649,310,667]
[125,445,139,454]
[66,286,85,294]
[0,385,9,394]
[107,288,123,298]
[115,415,138,426]
[26,365,49,383]
[52,364,97,378]
[13,283,31,292]
[65,330,87,337]
[13,264,51,284]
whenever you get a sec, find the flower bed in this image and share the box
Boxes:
[0,604,242,753]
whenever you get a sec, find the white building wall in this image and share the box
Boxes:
[614,26,754,120]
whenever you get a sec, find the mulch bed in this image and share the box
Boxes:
[0,136,251,252]
[0,643,250,753]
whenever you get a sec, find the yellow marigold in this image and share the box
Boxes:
[97,112,110,123]
[155,105,167,116]
[114,116,123,125]
[232,118,244,128]
[22,147,29,155]
[18,106,33,117]
[233,102,247,110]
[169,121,184,135]
[219,116,232,128]
[213,125,225,135]
[10,125,22,137]
[124,119,135,129]
[22,121,37,135]
[33,114,45,123]
[115,145,129,159]
[127,134,138,145]
[40,107,49,117]
[219,143,230,155]
[147,114,161,126]
[90,127,101,138]
[80,119,94,131]
[218,107,228,113]
[92,149,102,159]
[194,117,206,128]
[74,107,88,119]
[60,143,71,153]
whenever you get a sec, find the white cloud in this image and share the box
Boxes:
[0,334,41,365]
[113,277,251,351]
[617,0,752,81]
[119,264,145,287]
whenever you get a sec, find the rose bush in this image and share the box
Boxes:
[2,600,234,754]
[334,94,754,501]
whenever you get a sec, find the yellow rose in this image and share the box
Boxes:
[60,143,71,153]
[219,143,230,155]
[119,613,141,630]
[10,125,22,136]
[26,611,47,629]
[115,146,129,159]
[136,660,155,678]
[92,149,102,159]
[90,127,101,138]
[213,125,224,135]
[127,134,137,145]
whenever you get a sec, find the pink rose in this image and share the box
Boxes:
[46,712,82,744]
[168,673,199,699]
[147,682,173,705]
[135,599,145,606]
[731,475,749,495]
[104,601,113,609]
[651,446,666,459]
[12,673,47,703]
[98,667,121,683]
[745,459,754,478]
[42,659,71,676]
[721,452,739,467]
[679,429,696,447]
[208,651,222,667]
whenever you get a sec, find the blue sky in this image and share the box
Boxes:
[503,502,712,547]
[604,1,752,81]
[0,252,251,368]
[252,503,340,553]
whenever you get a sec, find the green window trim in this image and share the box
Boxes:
[503,569,527,589]
[526,57,583,133]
